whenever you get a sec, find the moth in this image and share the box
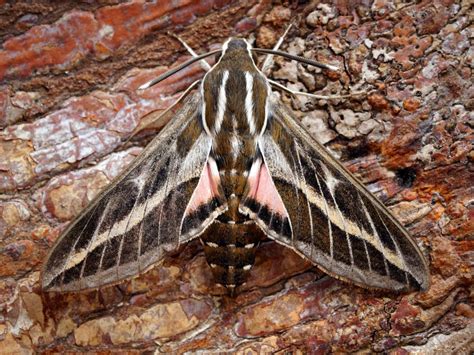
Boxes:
[42,38,429,294]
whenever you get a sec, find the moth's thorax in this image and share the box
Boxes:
[201,38,270,204]
[202,40,269,138]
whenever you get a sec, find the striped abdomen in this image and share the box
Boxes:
[200,219,263,291]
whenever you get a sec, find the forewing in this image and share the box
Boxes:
[42,93,226,291]
[244,97,429,292]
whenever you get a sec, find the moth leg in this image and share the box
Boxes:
[268,78,369,100]
[128,79,201,139]
[169,33,211,71]
[261,23,293,75]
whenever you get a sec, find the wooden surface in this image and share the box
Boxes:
[0,1,472,353]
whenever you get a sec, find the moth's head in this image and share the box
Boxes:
[224,38,250,51]
[219,38,253,62]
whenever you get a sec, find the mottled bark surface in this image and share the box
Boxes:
[0,0,472,353]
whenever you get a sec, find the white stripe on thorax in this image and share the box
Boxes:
[214,70,229,134]
[244,72,256,134]
[230,135,242,160]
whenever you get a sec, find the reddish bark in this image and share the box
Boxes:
[0,1,472,353]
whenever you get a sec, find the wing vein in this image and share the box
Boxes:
[115,175,147,274]
[358,193,390,276]
[58,203,100,286]
[319,162,354,266]
[79,200,112,283]
[310,160,334,260]
[374,207,410,276]
[158,150,179,249]
[363,240,372,272]
[295,146,314,257]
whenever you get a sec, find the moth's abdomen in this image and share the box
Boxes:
[200,220,263,291]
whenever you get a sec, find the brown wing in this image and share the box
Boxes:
[42,92,227,292]
[241,98,429,292]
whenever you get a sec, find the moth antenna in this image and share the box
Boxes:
[168,33,212,71]
[268,79,368,100]
[253,48,339,71]
[261,23,293,75]
[127,80,201,142]
[138,49,221,90]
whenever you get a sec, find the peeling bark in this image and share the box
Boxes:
[0,1,472,353]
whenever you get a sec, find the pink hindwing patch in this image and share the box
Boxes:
[245,158,289,218]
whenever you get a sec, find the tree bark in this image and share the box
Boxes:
[0,0,472,353]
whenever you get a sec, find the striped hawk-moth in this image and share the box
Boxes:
[42,38,429,294]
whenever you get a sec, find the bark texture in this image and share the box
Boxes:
[0,0,472,353]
